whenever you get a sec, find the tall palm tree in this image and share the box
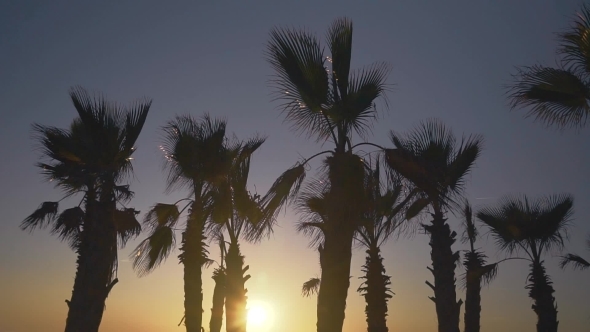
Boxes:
[22,86,150,332]
[132,114,235,332]
[297,159,415,332]
[508,4,590,129]
[207,134,270,332]
[265,17,390,332]
[560,233,590,271]
[384,119,483,332]
[460,200,499,332]
[477,194,574,332]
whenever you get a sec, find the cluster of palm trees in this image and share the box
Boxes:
[22,5,590,332]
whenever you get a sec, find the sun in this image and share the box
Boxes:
[246,300,274,331]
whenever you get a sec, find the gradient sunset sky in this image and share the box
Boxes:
[1,1,589,332]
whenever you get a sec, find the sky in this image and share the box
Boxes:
[1,1,589,332]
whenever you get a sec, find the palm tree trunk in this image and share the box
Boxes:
[179,216,206,332]
[316,228,354,332]
[210,268,226,332]
[225,242,249,332]
[65,199,117,332]
[359,245,391,332]
[464,264,481,332]
[425,210,462,332]
[528,261,558,332]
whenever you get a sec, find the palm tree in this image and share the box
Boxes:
[208,133,271,332]
[459,200,499,332]
[560,234,590,271]
[477,194,574,332]
[265,17,390,332]
[210,236,227,332]
[384,119,483,332]
[507,4,590,129]
[22,86,150,332]
[132,114,235,332]
[297,159,415,332]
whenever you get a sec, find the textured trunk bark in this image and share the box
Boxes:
[225,242,249,332]
[180,215,206,332]
[426,210,462,332]
[464,268,481,332]
[316,229,354,332]
[210,268,226,332]
[361,245,390,332]
[528,262,558,332]
[65,199,117,332]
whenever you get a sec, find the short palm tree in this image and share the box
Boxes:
[384,119,483,332]
[265,17,390,332]
[210,236,227,332]
[477,194,574,332]
[22,87,150,332]
[132,114,235,332]
[208,134,271,332]
[508,4,590,129]
[560,233,590,271]
[460,200,500,332]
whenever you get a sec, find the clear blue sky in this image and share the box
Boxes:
[1,1,589,331]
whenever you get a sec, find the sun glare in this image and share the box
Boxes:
[247,300,274,331]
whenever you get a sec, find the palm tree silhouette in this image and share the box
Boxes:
[560,233,590,271]
[264,17,390,332]
[384,119,483,332]
[132,114,234,332]
[477,194,574,332]
[209,236,227,332]
[459,200,500,332]
[22,86,150,332]
[208,133,271,332]
[507,4,590,129]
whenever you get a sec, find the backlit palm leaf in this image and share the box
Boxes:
[132,225,176,277]
[302,277,321,297]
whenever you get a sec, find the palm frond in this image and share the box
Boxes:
[51,206,84,250]
[337,62,391,139]
[21,202,59,231]
[114,185,134,202]
[461,199,478,245]
[327,17,353,98]
[267,25,332,141]
[113,208,142,246]
[260,164,306,220]
[559,253,590,270]
[508,65,590,128]
[302,277,321,297]
[143,203,181,231]
[558,4,590,76]
[131,225,176,277]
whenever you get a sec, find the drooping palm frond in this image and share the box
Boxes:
[113,208,142,247]
[143,203,182,231]
[21,202,60,231]
[131,225,176,277]
[51,206,84,250]
[461,199,478,246]
[508,65,590,128]
[260,163,306,220]
[302,277,321,297]
[477,194,574,257]
[560,253,590,270]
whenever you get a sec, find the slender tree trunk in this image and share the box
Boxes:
[180,207,207,332]
[425,210,462,332]
[528,261,558,332]
[464,257,482,332]
[359,245,391,332]
[210,268,226,332]
[65,198,117,332]
[225,242,249,332]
